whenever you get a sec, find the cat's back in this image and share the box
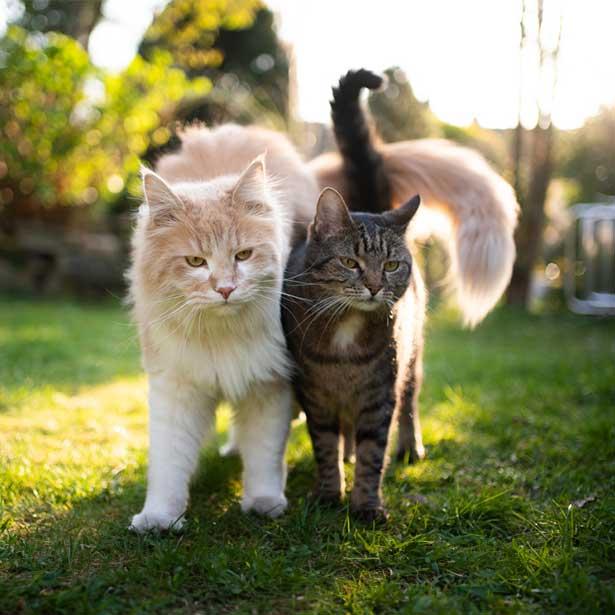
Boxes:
[156,124,318,224]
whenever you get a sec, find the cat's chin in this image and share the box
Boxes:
[202,301,244,315]
[350,299,385,312]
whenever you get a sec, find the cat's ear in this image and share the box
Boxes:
[382,194,420,230]
[141,168,183,224]
[310,188,354,239]
[232,155,269,212]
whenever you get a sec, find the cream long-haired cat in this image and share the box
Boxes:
[128,124,318,532]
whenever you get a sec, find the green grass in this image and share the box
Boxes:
[1,296,614,614]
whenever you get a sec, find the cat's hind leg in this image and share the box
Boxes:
[395,346,425,464]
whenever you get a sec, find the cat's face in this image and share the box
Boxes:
[302,189,420,312]
[139,157,281,313]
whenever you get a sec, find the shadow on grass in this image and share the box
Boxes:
[0,296,141,407]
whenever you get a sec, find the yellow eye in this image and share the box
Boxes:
[185,256,206,267]
[341,257,360,269]
[236,249,253,261]
[384,261,400,272]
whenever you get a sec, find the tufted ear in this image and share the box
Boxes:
[310,187,354,239]
[232,154,268,211]
[141,168,183,224]
[381,194,421,229]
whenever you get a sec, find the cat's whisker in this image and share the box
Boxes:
[147,301,190,332]
[316,297,352,347]
[298,296,347,345]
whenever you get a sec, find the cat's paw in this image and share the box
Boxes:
[351,505,389,524]
[396,442,426,464]
[310,489,343,507]
[241,494,288,518]
[129,510,185,533]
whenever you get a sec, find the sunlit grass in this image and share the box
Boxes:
[1,296,614,613]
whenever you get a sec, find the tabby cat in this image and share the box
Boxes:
[282,187,424,521]
[283,68,517,521]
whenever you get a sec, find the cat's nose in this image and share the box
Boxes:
[367,286,382,297]
[215,286,236,300]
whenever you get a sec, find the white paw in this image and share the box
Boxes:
[219,440,239,457]
[129,510,185,533]
[241,493,288,518]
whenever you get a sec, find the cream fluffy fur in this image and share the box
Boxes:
[310,139,519,326]
[128,124,318,531]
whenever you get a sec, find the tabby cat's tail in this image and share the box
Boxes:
[330,69,391,213]
[315,71,519,327]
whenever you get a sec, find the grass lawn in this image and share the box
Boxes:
[1,295,614,614]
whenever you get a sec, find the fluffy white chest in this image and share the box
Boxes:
[331,313,364,351]
[148,316,289,401]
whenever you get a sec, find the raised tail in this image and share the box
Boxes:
[330,69,391,213]
[309,139,518,326]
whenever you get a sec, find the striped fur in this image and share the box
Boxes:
[330,69,391,214]
[283,189,424,521]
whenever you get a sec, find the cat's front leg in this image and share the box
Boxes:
[130,374,215,533]
[304,403,344,504]
[234,381,292,518]
[351,400,394,522]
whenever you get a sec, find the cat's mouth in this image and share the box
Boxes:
[349,297,385,312]
[185,297,243,312]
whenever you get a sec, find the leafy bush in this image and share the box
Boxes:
[0,26,209,212]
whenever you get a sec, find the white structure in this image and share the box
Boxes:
[566,203,615,315]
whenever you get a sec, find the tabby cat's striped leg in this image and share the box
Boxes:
[350,400,394,522]
[305,408,344,504]
[395,349,425,464]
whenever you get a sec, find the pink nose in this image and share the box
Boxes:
[215,286,236,300]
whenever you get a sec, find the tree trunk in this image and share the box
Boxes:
[507,124,554,306]
[62,0,103,48]
[512,123,524,203]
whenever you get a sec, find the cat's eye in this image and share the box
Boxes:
[384,261,400,272]
[341,257,360,269]
[236,249,253,261]
[185,256,206,267]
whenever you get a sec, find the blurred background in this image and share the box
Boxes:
[0,0,614,314]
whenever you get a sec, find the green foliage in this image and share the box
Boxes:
[140,0,262,73]
[558,106,615,202]
[68,50,209,203]
[0,26,91,207]
[0,0,287,217]
[1,297,614,613]
[0,26,209,211]
[140,1,290,127]
[368,67,440,142]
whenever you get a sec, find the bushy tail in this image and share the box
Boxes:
[309,138,519,326]
[381,139,518,326]
[330,69,391,213]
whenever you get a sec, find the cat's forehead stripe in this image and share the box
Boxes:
[354,222,392,257]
